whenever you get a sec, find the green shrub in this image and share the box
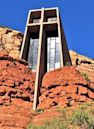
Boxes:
[87,117,94,129]
[36,109,44,114]
[27,119,68,129]
[71,108,94,129]
[71,109,89,126]
[27,102,94,129]
[81,73,90,82]
[27,124,38,129]
[19,91,23,95]
[40,119,68,129]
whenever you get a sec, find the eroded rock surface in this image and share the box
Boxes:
[0,27,94,128]
[0,27,23,58]
[38,66,94,109]
[0,52,94,128]
[70,50,94,90]
[0,52,35,129]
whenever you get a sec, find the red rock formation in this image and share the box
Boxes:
[0,27,94,128]
[0,50,93,109]
[0,51,94,128]
[0,27,23,58]
[38,66,94,109]
[70,50,94,90]
[0,52,35,106]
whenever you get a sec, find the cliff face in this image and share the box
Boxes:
[0,52,35,105]
[0,51,93,109]
[38,66,94,110]
[0,26,94,92]
[0,53,94,128]
[0,27,94,128]
[70,50,94,90]
[0,27,23,58]
[0,52,35,128]
[0,26,93,89]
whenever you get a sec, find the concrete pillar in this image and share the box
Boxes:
[33,8,44,111]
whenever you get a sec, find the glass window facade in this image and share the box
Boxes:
[47,37,61,71]
[28,37,61,72]
[28,38,39,71]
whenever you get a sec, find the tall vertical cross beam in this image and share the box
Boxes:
[20,7,72,111]
[33,8,44,111]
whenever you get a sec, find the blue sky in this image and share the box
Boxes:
[0,0,94,58]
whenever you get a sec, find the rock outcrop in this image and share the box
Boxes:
[0,52,35,129]
[70,50,94,90]
[0,26,93,89]
[0,52,35,105]
[0,52,93,128]
[0,26,23,58]
[0,27,94,128]
[38,66,94,109]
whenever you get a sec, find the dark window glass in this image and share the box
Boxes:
[28,38,39,71]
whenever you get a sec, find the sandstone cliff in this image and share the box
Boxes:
[0,27,94,128]
[0,26,94,90]
[70,50,94,90]
[0,26,23,58]
[0,52,93,128]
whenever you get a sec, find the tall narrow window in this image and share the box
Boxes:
[28,38,39,71]
[47,37,61,71]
